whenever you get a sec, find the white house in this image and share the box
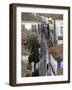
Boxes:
[21,13,41,35]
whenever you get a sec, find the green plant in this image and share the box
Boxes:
[26,37,40,71]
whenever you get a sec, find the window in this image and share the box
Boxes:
[38,24,41,33]
[32,25,36,32]
[58,36,63,40]
[60,26,63,34]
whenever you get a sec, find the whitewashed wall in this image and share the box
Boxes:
[21,22,41,32]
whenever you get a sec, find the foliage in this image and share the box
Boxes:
[26,37,41,64]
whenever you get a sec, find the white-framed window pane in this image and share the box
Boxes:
[60,26,63,34]
[32,25,36,32]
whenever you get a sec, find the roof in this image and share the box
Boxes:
[21,13,63,23]
[38,13,63,20]
[49,44,63,61]
[21,13,41,22]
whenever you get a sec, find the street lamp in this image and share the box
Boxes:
[48,17,56,45]
[48,17,52,24]
[46,17,53,75]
